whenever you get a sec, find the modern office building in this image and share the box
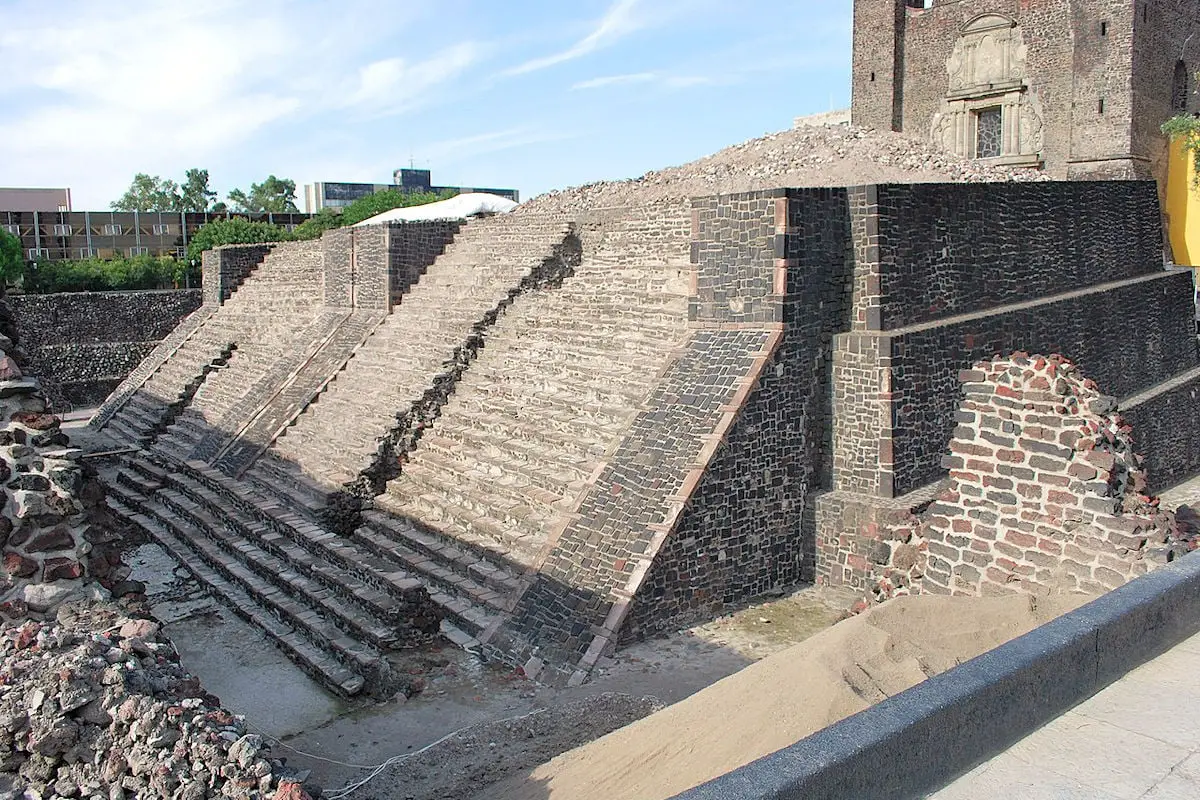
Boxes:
[0,188,72,213]
[0,210,310,263]
[304,168,519,213]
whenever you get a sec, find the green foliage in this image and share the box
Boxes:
[291,208,343,240]
[111,168,218,212]
[186,217,293,263]
[179,168,217,212]
[22,255,194,294]
[110,173,181,212]
[0,228,21,286]
[337,189,455,226]
[1162,114,1200,189]
[227,175,299,213]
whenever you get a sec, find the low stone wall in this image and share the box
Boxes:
[9,290,202,410]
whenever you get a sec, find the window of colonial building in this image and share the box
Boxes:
[1174,61,1189,112]
[975,107,1003,157]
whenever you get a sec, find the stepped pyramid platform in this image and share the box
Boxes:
[92,180,1200,689]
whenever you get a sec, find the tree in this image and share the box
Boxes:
[0,228,21,286]
[291,207,343,240]
[227,176,299,213]
[110,173,181,212]
[186,217,293,263]
[338,189,455,226]
[178,168,217,212]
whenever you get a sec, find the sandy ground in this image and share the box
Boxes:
[481,593,1095,800]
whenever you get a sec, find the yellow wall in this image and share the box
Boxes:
[1166,137,1200,267]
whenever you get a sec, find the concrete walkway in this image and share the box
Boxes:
[928,622,1200,799]
[930,475,1200,799]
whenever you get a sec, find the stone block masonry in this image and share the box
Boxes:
[10,290,202,410]
[821,354,1196,604]
[91,178,1200,688]
[201,244,270,305]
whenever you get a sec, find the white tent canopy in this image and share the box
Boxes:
[352,192,519,226]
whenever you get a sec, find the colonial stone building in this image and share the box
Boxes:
[852,0,1200,183]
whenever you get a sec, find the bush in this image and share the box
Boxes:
[338,189,455,226]
[21,255,195,294]
[291,208,343,240]
[186,218,294,263]
[0,229,21,286]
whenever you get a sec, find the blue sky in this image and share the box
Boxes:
[0,0,853,210]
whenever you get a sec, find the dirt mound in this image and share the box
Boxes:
[519,124,1049,214]
[481,593,1093,800]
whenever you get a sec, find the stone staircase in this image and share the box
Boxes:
[102,454,449,697]
[212,309,388,477]
[261,213,576,492]
[375,209,692,568]
[94,240,326,450]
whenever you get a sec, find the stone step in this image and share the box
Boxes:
[132,457,499,646]
[385,461,553,560]
[105,493,368,697]
[416,432,591,496]
[360,508,522,596]
[242,457,333,516]
[149,485,400,652]
[377,485,544,570]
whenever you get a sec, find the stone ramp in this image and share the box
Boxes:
[263,213,577,491]
[375,207,692,568]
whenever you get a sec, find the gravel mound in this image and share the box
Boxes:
[0,600,310,800]
[519,123,1049,214]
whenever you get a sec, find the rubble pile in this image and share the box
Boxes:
[0,601,310,800]
[519,123,1049,214]
[0,304,129,620]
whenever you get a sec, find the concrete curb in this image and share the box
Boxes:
[673,550,1200,800]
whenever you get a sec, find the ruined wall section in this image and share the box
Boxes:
[826,354,1195,604]
[10,291,202,410]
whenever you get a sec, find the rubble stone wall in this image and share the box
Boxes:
[10,291,202,410]
[820,354,1194,604]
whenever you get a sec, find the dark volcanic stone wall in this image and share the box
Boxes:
[388,221,461,303]
[624,188,854,640]
[201,245,271,305]
[887,269,1199,494]
[867,182,1163,330]
[10,290,202,409]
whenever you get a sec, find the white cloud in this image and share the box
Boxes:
[572,72,657,90]
[0,0,478,206]
[346,43,480,116]
[502,0,644,76]
[571,71,718,91]
[418,128,577,166]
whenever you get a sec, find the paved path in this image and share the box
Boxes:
[931,475,1200,799]
[928,630,1200,799]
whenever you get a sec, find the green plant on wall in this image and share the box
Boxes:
[1162,114,1200,188]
